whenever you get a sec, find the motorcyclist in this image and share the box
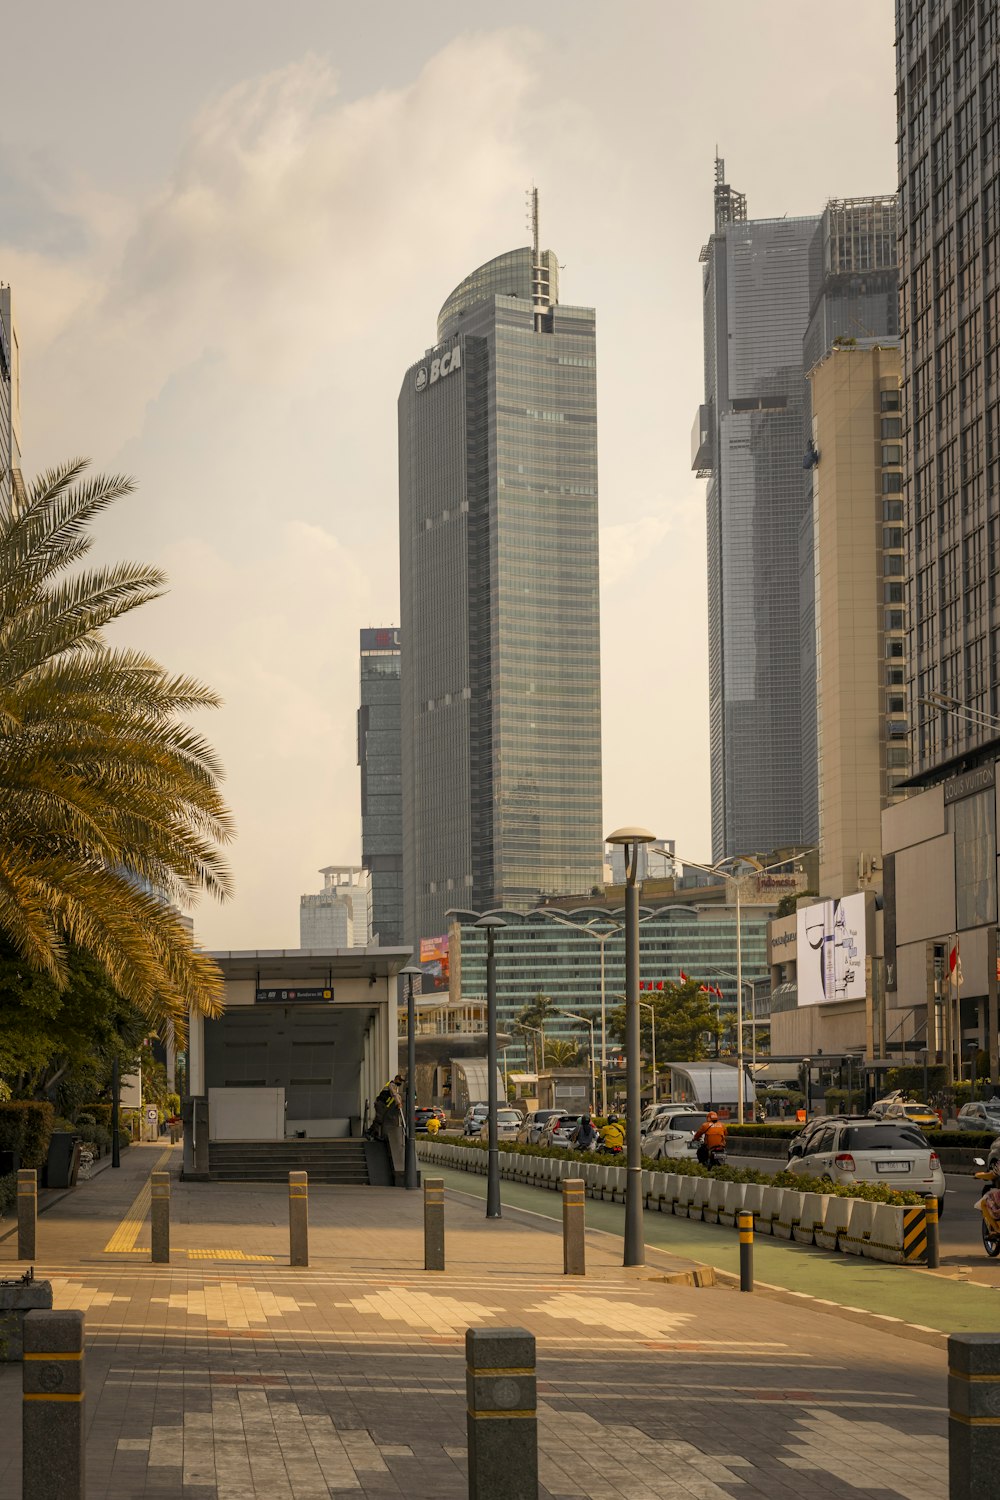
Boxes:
[598,1115,626,1152]
[692,1111,727,1167]
[570,1111,598,1151]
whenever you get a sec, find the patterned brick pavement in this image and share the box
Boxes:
[0,1143,948,1498]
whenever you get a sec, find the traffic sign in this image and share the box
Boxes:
[145,1106,157,1123]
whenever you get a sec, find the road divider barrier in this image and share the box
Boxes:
[417,1139,933,1270]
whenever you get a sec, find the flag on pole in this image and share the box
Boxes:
[679,970,689,983]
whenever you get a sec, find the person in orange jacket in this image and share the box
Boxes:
[692,1111,727,1167]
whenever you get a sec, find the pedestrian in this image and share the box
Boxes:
[368,1073,405,1141]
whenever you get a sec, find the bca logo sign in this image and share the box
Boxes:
[414,343,461,392]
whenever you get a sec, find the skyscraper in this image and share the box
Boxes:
[398,207,603,942]
[358,627,403,945]
[897,0,999,775]
[694,160,820,858]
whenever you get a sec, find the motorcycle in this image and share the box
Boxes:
[697,1143,727,1169]
[973,1158,1000,1257]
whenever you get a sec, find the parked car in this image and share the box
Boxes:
[414,1106,446,1134]
[516,1109,562,1145]
[643,1110,710,1161]
[463,1104,489,1136]
[882,1099,940,1130]
[539,1114,583,1148]
[785,1116,945,1207]
[957,1100,1000,1133]
[871,1090,906,1119]
[479,1109,523,1142]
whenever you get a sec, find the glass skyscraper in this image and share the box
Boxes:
[398,242,603,943]
[358,628,403,946]
[694,161,820,859]
[897,0,1000,776]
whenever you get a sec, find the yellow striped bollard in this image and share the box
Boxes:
[738,1208,754,1292]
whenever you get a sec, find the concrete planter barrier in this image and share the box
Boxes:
[773,1189,806,1241]
[793,1191,830,1246]
[676,1177,700,1218]
[648,1171,667,1212]
[740,1183,766,1228]
[840,1198,877,1256]
[610,1167,626,1203]
[662,1173,681,1213]
[757,1185,785,1236]
[691,1178,714,1222]
[707,1179,728,1222]
[719,1181,748,1228]
[817,1194,856,1252]
[865,1203,912,1264]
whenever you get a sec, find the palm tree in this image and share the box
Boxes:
[0,459,233,1029]
[515,992,558,1071]
[543,1038,583,1068]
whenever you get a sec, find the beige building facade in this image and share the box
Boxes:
[808,341,907,897]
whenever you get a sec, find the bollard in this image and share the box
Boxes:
[424,1177,445,1271]
[466,1327,537,1500]
[949,1332,1000,1496]
[150,1171,170,1264]
[925,1194,940,1269]
[738,1209,754,1292]
[22,1308,85,1500]
[289,1170,309,1267]
[562,1177,585,1276]
[17,1170,36,1262]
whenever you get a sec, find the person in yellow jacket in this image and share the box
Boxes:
[598,1115,626,1152]
[426,1114,441,1137]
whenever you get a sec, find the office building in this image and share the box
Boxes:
[898,0,999,774]
[0,285,22,506]
[809,342,908,896]
[358,627,403,946]
[800,199,900,843]
[448,900,772,1072]
[300,866,372,949]
[694,159,820,859]
[398,207,603,942]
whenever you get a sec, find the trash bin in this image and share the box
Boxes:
[0,1149,20,1177]
[45,1133,82,1189]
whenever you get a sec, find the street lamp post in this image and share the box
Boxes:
[400,965,422,1191]
[606,825,655,1268]
[638,1001,657,1104]
[559,1009,596,1107]
[476,914,506,1220]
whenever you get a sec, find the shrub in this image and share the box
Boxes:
[0,1172,15,1219]
[0,1101,55,1169]
[430,1135,922,1205]
[84,1104,113,1130]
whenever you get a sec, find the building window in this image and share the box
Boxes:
[954,790,998,929]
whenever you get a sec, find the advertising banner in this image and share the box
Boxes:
[796,893,866,1005]
[419,934,450,993]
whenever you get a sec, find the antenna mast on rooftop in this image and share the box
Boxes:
[526,185,549,332]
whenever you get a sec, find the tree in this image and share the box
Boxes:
[775,889,818,919]
[543,1038,584,1068]
[607,980,724,1062]
[0,460,233,1029]
[0,940,147,1107]
[515,992,557,1071]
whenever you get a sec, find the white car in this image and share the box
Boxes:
[643,1110,711,1161]
[785,1117,945,1207]
[640,1102,679,1137]
[479,1109,522,1142]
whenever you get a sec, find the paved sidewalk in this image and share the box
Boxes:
[0,1145,949,1499]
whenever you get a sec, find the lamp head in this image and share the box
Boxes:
[474,914,507,930]
[605,826,655,846]
[400,965,422,977]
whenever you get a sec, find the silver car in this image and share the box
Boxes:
[516,1109,561,1145]
[479,1109,522,1142]
[539,1114,583,1148]
[957,1100,1000,1133]
[786,1117,946,1206]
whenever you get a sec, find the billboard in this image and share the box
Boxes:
[796,893,866,1005]
[419,934,450,993]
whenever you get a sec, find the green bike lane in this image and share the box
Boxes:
[432,1163,1000,1337]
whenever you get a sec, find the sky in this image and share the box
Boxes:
[0,1,898,950]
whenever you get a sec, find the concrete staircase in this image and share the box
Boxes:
[207,1139,372,1184]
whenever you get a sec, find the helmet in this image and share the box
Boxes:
[707,1111,719,1122]
[608,1114,621,1124]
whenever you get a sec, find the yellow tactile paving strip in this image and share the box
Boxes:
[103,1144,176,1253]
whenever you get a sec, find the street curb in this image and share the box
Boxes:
[711,1268,948,1350]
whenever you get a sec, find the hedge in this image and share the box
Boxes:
[437,1136,923,1205]
[0,1101,55,1169]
